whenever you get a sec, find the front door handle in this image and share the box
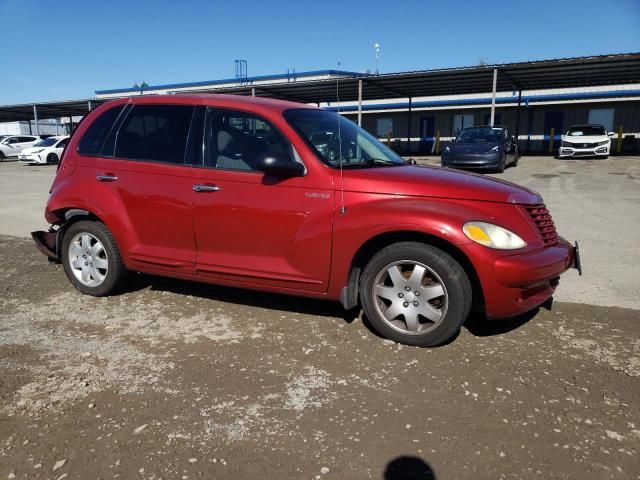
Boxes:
[96,174,118,182]
[193,184,220,192]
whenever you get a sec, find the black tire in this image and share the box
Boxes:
[512,148,519,167]
[0,151,5,162]
[360,242,472,347]
[61,220,127,296]
[495,155,505,173]
[46,153,58,165]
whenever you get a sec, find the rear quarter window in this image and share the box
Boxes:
[77,105,125,156]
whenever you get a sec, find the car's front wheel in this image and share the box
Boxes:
[46,153,58,165]
[360,242,472,347]
[61,220,127,296]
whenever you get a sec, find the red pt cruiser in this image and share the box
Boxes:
[32,94,579,346]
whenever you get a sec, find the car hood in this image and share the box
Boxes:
[340,165,542,204]
[448,142,500,153]
[562,135,608,143]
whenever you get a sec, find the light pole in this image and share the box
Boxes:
[374,43,380,75]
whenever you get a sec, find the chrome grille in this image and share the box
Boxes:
[523,204,558,246]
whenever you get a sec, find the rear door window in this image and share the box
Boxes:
[115,104,195,165]
[77,105,125,156]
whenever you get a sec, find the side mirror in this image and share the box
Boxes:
[256,154,306,177]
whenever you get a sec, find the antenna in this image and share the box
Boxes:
[336,63,346,214]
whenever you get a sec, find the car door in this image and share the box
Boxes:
[3,137,21,156]
[192,107,334,293]
[17,136,37,152]
[81,102,201,275]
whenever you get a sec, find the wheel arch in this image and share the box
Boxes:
[341,230,484,314]
[49,207,110,259]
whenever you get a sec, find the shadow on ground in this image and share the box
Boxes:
[384,456,436,479]
[124,272,546,343]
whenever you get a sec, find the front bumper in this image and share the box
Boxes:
[558,144,609,158]
[442,153,501,169]
[470,237,578,319]
[18,153,45,163]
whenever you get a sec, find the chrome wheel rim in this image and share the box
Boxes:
[372,260,448,335]
[68,232,108,287]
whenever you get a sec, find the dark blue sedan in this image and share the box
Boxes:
[441,126,519,173]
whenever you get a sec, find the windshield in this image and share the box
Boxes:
[567,126,606,136]
[284,109,405,168]
[456,127,502,144]
[34,137,59,147]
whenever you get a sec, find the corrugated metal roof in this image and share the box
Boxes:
[1,53,638,122]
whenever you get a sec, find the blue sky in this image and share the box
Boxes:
[1,0,638,104]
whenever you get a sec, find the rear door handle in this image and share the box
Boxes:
[96,174,118,182]
[193,184,220,192]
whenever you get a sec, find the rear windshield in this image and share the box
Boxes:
[567,126,606,136]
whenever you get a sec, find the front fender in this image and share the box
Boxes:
[327,193,537,300]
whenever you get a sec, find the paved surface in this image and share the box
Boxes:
[1,156,639,479]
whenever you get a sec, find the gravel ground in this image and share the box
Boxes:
[1,156,639,479]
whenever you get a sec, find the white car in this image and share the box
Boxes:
[558,124,614,159]
[18,136,69,165]
[0,135,41,161]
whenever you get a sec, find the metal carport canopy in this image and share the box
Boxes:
[0,52,638,122]
[230,52,640,103]
[0,98,107,123]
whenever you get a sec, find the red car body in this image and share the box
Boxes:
[35,94,576,322]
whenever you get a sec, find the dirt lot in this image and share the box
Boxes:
[1,157,639,479]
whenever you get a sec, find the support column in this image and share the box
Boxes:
[251,87,255,97]
[515,90,522,141]
[357,79,363,127]
[407,97,412,154]
[88,100,92,111]
[33,105,39,136]
[490,68,498,126]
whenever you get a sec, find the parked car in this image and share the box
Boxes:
[31,95,579,347]
[441,126,519,173]
[0,135,41,161]
[19,136,69,165]
[558,124,613,159]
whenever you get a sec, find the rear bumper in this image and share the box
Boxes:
[31,229,60,261]
[472,237,577,319]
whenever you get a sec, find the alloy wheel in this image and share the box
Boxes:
[372,260,448,335]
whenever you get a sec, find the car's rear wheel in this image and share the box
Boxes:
[0,151,5,162]
[360,242,472,347]
[46,153,58,165]
[61,220,127,296]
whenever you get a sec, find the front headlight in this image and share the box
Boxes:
[490,145,499,152]
[31,149,43,153]
[463,221,527,250]
[444,146,451,153]
[560,141,570,148]
[596,140,609,146]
